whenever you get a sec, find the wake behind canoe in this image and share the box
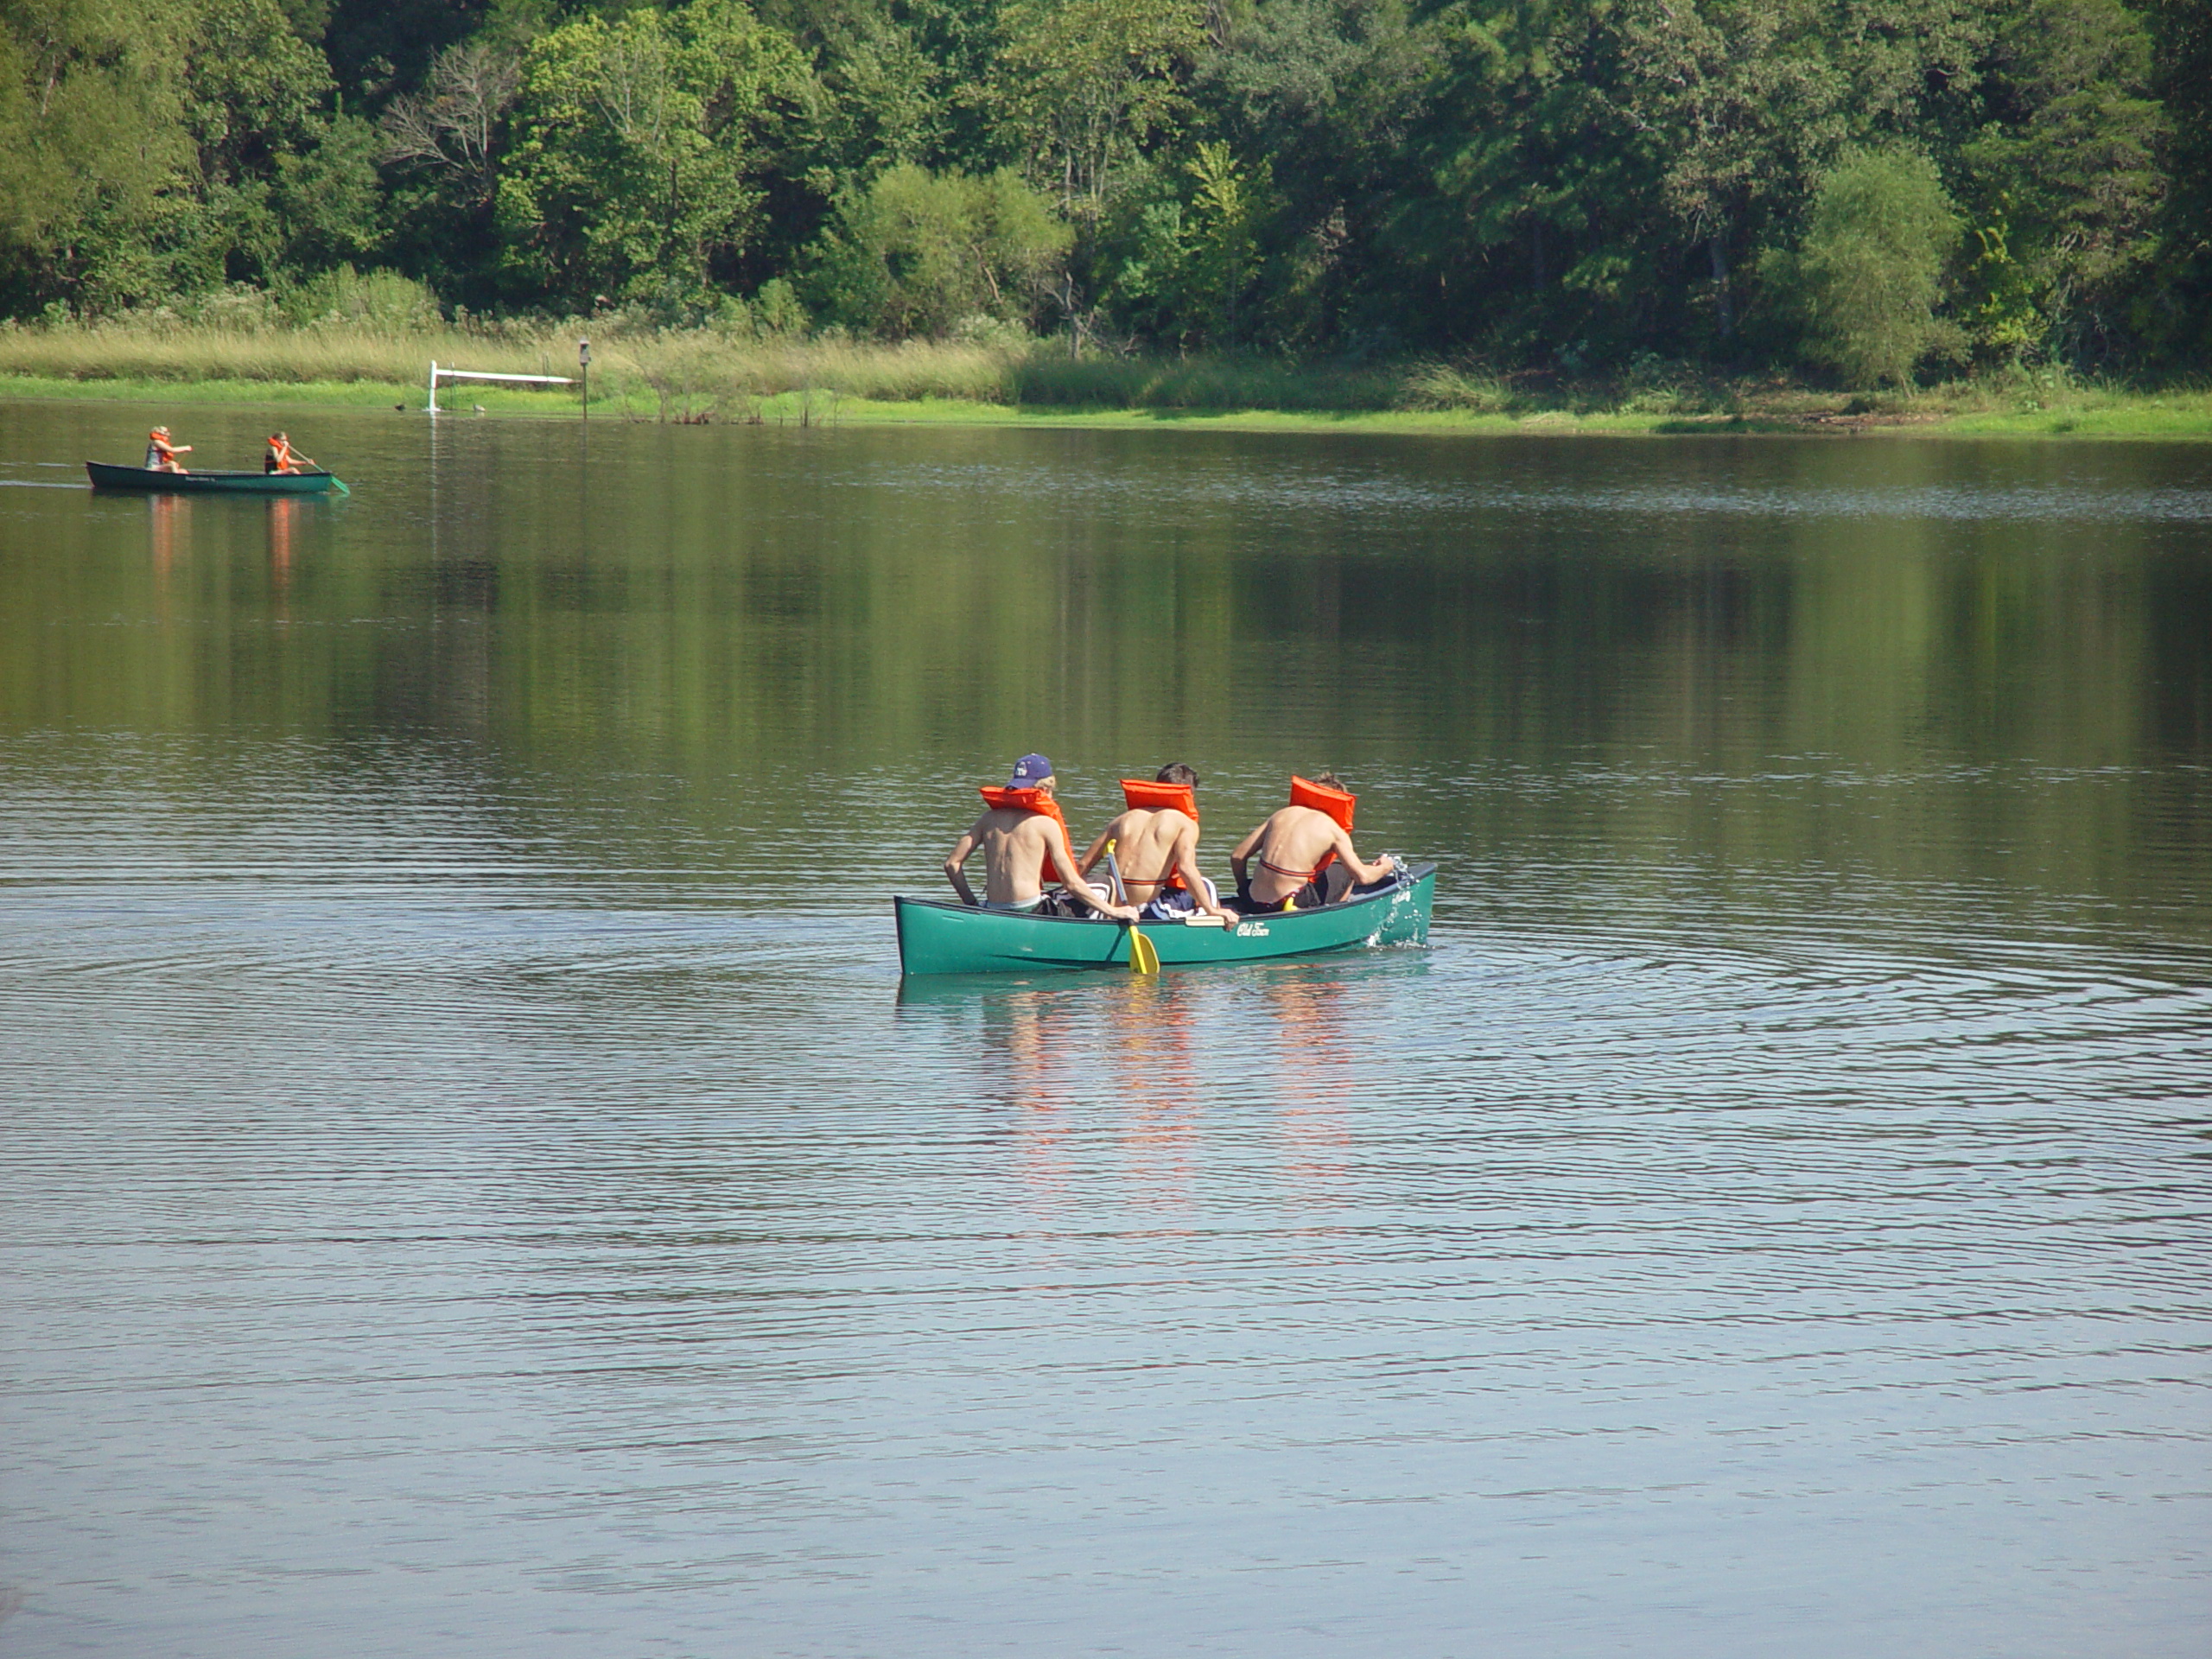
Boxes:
[895,863,1435,976]
[86,462,346,495]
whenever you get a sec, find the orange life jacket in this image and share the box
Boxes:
[1287,775,1357,878]
[1117,779,1198,890]
[978,785,1078,887]
[1120,779,1198,823]
[267,438,297,474]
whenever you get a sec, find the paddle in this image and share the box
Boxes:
[1102,838,1160,976]
[293,451,349,496]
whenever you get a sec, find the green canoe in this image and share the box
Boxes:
[895,863,1436,976]
[86,461,348,495]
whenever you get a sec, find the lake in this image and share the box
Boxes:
[2,400,2208,1657]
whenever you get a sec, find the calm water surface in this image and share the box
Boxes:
[2,403,2209,1657]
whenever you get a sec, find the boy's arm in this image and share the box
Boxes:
[1078,813,1128,874]
[1229,821,1265,879]
[1175,822,1234,918]
[1331,823,1396,886]
[943,817,986,906]
[1048,832,1136,921]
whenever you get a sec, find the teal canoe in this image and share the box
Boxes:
[86,461,348,495]
[895,863,1436,976]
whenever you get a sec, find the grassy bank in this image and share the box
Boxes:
[3,321,2207,438]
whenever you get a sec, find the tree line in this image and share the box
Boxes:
[1,0,2204,383]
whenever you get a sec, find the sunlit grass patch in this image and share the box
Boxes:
[2,320,2208,438]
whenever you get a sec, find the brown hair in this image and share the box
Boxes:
[1313,771,1345,791]
[1155,762,1199,787]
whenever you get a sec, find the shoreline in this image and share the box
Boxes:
[6,372,2209,442]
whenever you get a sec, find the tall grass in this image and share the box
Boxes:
[0,316,1430,412]
[0,320,579,389]
[4,315,2204,431]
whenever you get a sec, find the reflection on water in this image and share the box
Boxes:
[147,492,186,584]
[1,403,2209,1658]
[266,497,297,609]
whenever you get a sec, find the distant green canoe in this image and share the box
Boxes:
[86,461,348,495]
[895,863,1436,976]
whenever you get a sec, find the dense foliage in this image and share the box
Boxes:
[0,0,2203,381]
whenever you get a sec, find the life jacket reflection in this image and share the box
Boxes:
[977,785,1077,886]
[1118,779,1198,889]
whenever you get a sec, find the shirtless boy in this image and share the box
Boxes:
[1230,772,1401,912]
[943,753,1137,919]
[1079,763,1236,921]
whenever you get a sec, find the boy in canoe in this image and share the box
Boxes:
[1230,772,1402,912]
[943,753,1138,920]
[145,427,191,473]
[1078,763,1236,922]
[263,432,316,474]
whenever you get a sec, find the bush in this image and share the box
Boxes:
[187,285,284,330]
[282,266,444,330]
[1767,149,1962,388]
[752,278,809,338]
[808,165,1071,340]
[1396,360,1518,413]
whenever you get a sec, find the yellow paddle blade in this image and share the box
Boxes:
[1128,925,1160,976]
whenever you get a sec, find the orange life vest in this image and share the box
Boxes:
[1119,779,1198,823]
[1287,774,1357,878]
[266,438,297,474]
[978,785,1078,887]
[1117,779,1198,890]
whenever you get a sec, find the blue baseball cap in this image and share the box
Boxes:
[1008,753,1053,785]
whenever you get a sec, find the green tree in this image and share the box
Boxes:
[1612,0,1847,343]
[1386,0,1660,357]
[378,39,521,306]
[0,0,2200,369]
[1180,139,1269,342]
[1770,147,1961,386]
[1957,0,2167,364]
[181,0,359,287]
[809,161,1069,336]
[1196,0,1430,350]
[0,0,200,311]
[2138,0,2212,364]
[493,0,810,312]
[992,0,1205,224]
[0,0,370,312]
[762,0,944,182]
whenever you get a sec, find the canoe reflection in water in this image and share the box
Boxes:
[1262,970,1356,1190]
[897,957,1402,1216]
[148,492,188,582]
[268,497,298,607]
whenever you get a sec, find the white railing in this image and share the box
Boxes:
[426,361,575,414]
